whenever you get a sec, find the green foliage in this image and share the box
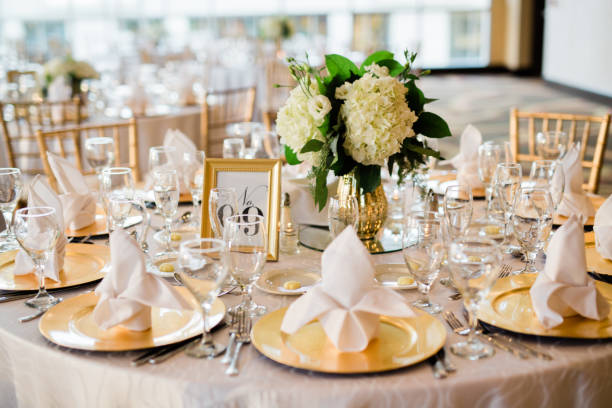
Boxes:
[300,139,324,153]
[284,145,302,165]
[413,112,451,138]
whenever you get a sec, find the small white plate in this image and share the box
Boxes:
[374,264,417,290]
[149,257,178,278]
[152,230,198,249]
[255,268,321,295]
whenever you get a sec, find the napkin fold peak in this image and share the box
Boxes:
[440,124,483,189]
[594,194,612,260]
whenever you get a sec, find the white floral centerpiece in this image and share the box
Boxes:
[43,55,99,98]
[258,16,295,41]
[276,50,451,216]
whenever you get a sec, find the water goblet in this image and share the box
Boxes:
[447,236,501,360]
[478,142,503,222]
[251,129,281,158]
[492,162,522,253]
[100,167,135,230]
[223,138,245,159]
[84,136,115,176]
[224,214,267,317]
[153,169,180,260]
[108,195,134,233]
[209,188,239,239]
[402,211,445,314]
[327,196,359,239]
[0,168,22,251]
[149,146,177,173]
[177,238,228,358]
[536,131,568,160]
[443,184,473,239]
[510,187,554,274]
[13,206,61,309]
[529,160,565,211]
[183,151,206,230]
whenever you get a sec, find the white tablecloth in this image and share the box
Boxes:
[0,201,611,407]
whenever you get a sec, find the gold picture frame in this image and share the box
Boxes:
[201,158,282,261]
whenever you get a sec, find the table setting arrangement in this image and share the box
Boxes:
[0,49,611,407]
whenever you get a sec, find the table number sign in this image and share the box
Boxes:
[201,158,282,260]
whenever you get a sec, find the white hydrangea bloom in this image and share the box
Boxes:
[277,85,331,165]
[336,64,418,166]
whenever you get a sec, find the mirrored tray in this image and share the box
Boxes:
[298,225,402,254]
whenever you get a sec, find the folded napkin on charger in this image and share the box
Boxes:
[594,194,612,260]
[93,229,192,331]
[556,143,594,219]
[439,124,483,189]
[530,214,609,328]
[280,227,415,352]
[47,152,97,230]
[14,176,67,282]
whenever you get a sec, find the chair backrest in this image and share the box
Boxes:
[509,108,611,193]
[200,86,256,157]
[0,98,81,174]
[262,58,294,131]
[36,119,140,192]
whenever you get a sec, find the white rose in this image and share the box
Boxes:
[308,94,332,123]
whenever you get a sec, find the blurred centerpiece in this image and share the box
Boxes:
[43,55,100,99]
[276,50,450,240]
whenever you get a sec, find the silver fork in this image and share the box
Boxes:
[225,311,252,376]
[221,310,239,364]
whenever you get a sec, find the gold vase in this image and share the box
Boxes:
[337,173,388,241]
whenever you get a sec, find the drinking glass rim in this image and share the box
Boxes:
[516,185,552,194]
[478,141,503,151]
[225,214,265,226]
[444,184,473,198]
[102,167,132,176]
[0,168,21,175]
[450,235,498,248]
[223,137,246,144]
[180,238,226,254]
[149,145,177,153]
[496,162,522,170]
[15,206,56,218]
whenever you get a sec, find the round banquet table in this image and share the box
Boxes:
[0,201,611,408]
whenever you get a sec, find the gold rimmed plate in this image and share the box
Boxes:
[478,274,612,338]
[66,205,142,238]
[0,243,110,291]
[39,287,225,351]
[251,307,446,374]
[427,178,485,198]
[374,264,416,290]
[586,246,612,276]
[255,268,321,295]
[553,195,605,226]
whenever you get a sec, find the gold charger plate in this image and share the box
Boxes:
[251,307,446,374]
[374,264,416,290]
[65,205,142,237]
[0,243,109,291]
[255,268,321,295]
[586,246,612,276]
[553,195,605,226]
[478,274,612,338]
[39,287,225,351]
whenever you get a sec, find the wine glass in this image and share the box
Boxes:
[209,188,239,239]
[0,168,22,251]
[492,162,522,253]
[176,238,228,358]
[402,211,445,314]
[183,151,206,230]
[251,129,281,158]
[108,195,133,233]
[328,196,359,239]
[447,236,501,360]
[529,160,565,211]
[84,136,115,176]
[223,138,245,159]
[510,186,554,274]
[536,131,568,160]
[13,206,61,309]
[224,214,267,317]
[478,142,503,222]
[443,184,473,240]
[149,146,177,173]
[153,169,180,260]
[100,167,135,230]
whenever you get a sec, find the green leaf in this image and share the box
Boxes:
[423,97,438,105]
[284,145,302,165]
[315,171,329,212]
[325,54,360,83]
[375,59,404,77]
[360,50,394,71]
[405,80,425,114]
[413,112,452,139]
[300,139,324,153]
[406,143,441,158]
[355,165,381,194]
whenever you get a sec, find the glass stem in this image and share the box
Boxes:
[418,282,430,305]
[242,284,254,310]
[199,305,212,347]
[36,262,48,295]
[525,250,537,273]
[500,212,512,247]
[165,217,172,252]
[484,184,492,220]
[466,301,479,345]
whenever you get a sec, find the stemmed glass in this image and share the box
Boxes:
[529,160,565,211]
[224,214,267,317]
[176,238,228,358]
[0,168,22,251]
[510,187,554,274]
[153,169,180,260]
[183,151,206,230]
[149,146,177,173]
[251,129,281,158]
[84,136,115,179]
[402,211,445,314]
[443,185,473,239]
[536,131,568,160]
[328,196,359,239]
[223,138,245,159]
[447,236,501,360]
[477,142,503,222]
[100,167,135,231]
[13,206,61,309]
[209,188,239,239]
[493,162,522,253]
[108,196,133,233]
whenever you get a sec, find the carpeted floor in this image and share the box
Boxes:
[418,74,612,195]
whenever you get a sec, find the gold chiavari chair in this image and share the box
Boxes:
[262,58,294,131]
[0,98,82,174]
[509,108,611,193]
[35,119,140,192]
[200,87,256,157]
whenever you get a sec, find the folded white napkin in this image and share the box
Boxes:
[556,144,594,218]
[93,229,192,331]
[14,176,67,282]
[47,152,97,230]
[594,194,612,260]
[440,124,483,189]
[530,214,609,328]
[126,83,149,117]
[280,227,415,352]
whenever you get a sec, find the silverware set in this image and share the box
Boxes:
[428,347,456,379]
[225,309,252,376]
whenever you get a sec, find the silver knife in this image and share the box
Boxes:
[149,336,202,364]
[491,333,553,361]
[478,333,529,359]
